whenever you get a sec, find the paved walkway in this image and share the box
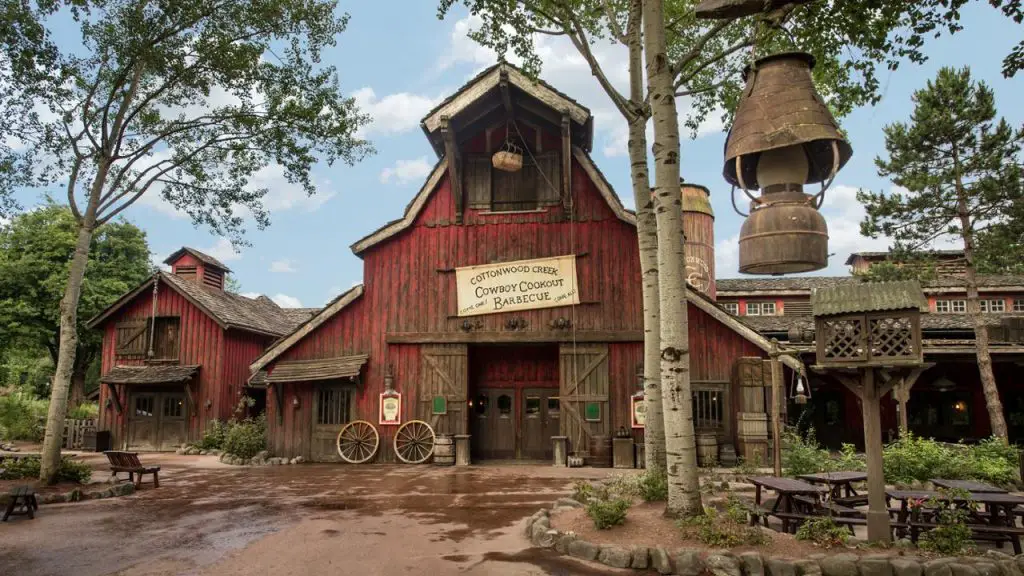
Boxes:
[0,454,629,576]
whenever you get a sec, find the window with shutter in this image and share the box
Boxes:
[115,320,149,357]
[463,151,562,213]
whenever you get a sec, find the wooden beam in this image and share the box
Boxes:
[385,330,643,344]
[561,113,572,218]
[499,69,514,117]
[183,382,196,414]
[441,116,464,224]
[769,340,783,477]
[105,382,123,414]
[861,367,892,543]
[274,383,284,426]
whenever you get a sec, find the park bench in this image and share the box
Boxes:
[104,451,160,488]
[3,486,38,522]
[772,511,868,535]
[792,494,859,516]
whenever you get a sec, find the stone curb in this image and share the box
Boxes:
[0,481,137,506]
[527,499,1024,576]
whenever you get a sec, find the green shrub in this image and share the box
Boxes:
[0,456,92,483]
[782,426,833,476]
[0,393,47,441]
[585,497,630,530]
[918,489,975,555]
[681,500,765,547]
[222,416,266,459]
[963,436,1019,486]
[795,517,848,548]
[638,470,668,502]
[882,433,1018,486]
[67,403,99,420]
[199,419,229,450]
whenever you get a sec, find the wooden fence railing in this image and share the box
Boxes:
[62,418,97,450]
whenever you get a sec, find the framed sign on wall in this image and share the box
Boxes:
[631,392,646,429]
[379,391,402,426]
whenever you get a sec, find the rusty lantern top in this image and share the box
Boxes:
[723,52,853,190]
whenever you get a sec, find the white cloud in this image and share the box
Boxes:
[715,233,741,280]
[353,87,441,137]
[269,259,297,273]
[379,157,434,185]
[149,251,171,272]
[199,237,242,263]
[271,294,303,308]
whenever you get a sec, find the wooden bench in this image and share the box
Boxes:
[3,486,38,522]
[793,495,859,516]
[902,521,1024,554]
[104,451,160,488]
[834,495,869,507]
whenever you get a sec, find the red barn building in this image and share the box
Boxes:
[88,247,316,451]
[248,64,798,463]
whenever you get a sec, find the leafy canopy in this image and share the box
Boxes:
[858,66,1024,253]
[0,0,372,238]
[0,201,151,367]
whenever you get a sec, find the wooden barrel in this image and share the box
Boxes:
[696,434,718,467]
[590,435,613,468]
[737,412,768,439]
[434,435,455,466]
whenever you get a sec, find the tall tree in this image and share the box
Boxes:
[0,0,372,483]
[0,201,151,407]
[439,0,983,515]
[859,66,1024,440]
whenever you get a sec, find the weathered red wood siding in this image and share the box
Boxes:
[223,330,273,414]
[97,277,227,447]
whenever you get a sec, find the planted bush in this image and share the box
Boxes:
[67,402,99,420]
[918,489,975,555]
[883,433,1019,486]
[0,456,92,483]
[0,393,47,441]
[782,427,833,476]
[638,470,668,502]
[222,416,266,460]
[681,499,765,547]
[795,517,848,548]
[585,497,630,530]
[199,419,229,450]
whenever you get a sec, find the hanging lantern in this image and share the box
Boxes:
[792,373,809,405]
[492,135,523,172]
[724,52,853,275]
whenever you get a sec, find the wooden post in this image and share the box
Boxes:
[895,379,909,433]
[769,339,783,477]
[861,367,892,543]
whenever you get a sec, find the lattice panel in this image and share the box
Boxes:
[821,318,866,361]
[869,316,915,359]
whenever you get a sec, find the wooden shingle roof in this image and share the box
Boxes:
[101,365,200,384]
[163,247,233,272]
[811,280,927,317]
[264,355,369,383]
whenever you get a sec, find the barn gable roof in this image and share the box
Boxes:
[163,247,233,272]
[86,272,317,337]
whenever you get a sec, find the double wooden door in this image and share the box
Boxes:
[310,383,354,462]
[127,389,189,451]
[470,387,559,460]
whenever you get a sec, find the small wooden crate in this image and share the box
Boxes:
[612,438,634,469]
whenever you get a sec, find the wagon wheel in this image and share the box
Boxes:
[393,420,435,464]
[336,420,379,464]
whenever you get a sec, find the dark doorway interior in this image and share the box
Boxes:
[469,344,559,460]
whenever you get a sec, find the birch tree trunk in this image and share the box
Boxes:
[642,0,702,517]
[954,151,1008,440]
[39,162,107,484]
[624,0,665,474]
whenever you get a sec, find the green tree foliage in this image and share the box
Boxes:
[0,202,151,404]
[856,259,939,283]
[858,66,1024,440]
[0,0,372,484]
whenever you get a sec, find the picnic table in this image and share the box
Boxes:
[797,471,868,505]
[930,479,1006,493]
[887,489,1024,552]
[3,486,38,522]
[748,476,828,533]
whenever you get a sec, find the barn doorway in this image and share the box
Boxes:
[469,344,559,460]
[126,387,189,451]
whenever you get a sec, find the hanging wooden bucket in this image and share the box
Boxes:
[491,150,523,172]
[433,435,455,466]
[739,190,828,275]
[696,434,719,467]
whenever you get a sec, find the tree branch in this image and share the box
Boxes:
[669,18,736,79]
[565,12,636,121]
[675,78,731,98]
[601,0,628,44]
[674,38,751,91]
[66,157,83,221]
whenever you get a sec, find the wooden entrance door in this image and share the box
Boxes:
[311,383,353,462]
[521,388,559,460]
[418,344,468,435]
[470,388,515,459]
[559,344,610,456]
[127,390,189,451]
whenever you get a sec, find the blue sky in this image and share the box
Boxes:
[13,3,1024,308]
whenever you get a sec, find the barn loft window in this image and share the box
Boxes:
[114,317,180,360]
[464,150,561,213]
[1015,299,1024,312]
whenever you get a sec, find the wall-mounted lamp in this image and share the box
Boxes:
[105,397,113,409]
[384,364,395,392]
[205,399,212,410]
[292,396,300,409]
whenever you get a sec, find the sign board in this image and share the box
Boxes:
[379,392,402,426]
[584,402,601,422]
[455,255,579,317]
[432,395,448,415]
[631,393,646,429]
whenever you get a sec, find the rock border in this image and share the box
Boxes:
[217,450,303,466]
[1,481,136,507]
[527,498,1024,576]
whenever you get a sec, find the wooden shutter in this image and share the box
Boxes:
[152,318,180,360]
[115,319,149,357]
[783,300,812,316]
[534,151,561,205]
[558,344,610,455]
[735,357,766,413]
[417,344,468,435]
[464,155,492,209]
[492,162,538,211]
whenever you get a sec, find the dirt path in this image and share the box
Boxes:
[0,458,630,576]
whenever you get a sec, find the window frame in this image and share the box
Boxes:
[1014,299,1024,312]
[722,302,739,315]
[950,300,966,313]
[760,302,777,316]
[745,302,761,316]
[935,300,950,314]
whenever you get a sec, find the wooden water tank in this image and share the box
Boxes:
[590,435,613,468]
[682,183,716,299]
[696,434,719,467]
